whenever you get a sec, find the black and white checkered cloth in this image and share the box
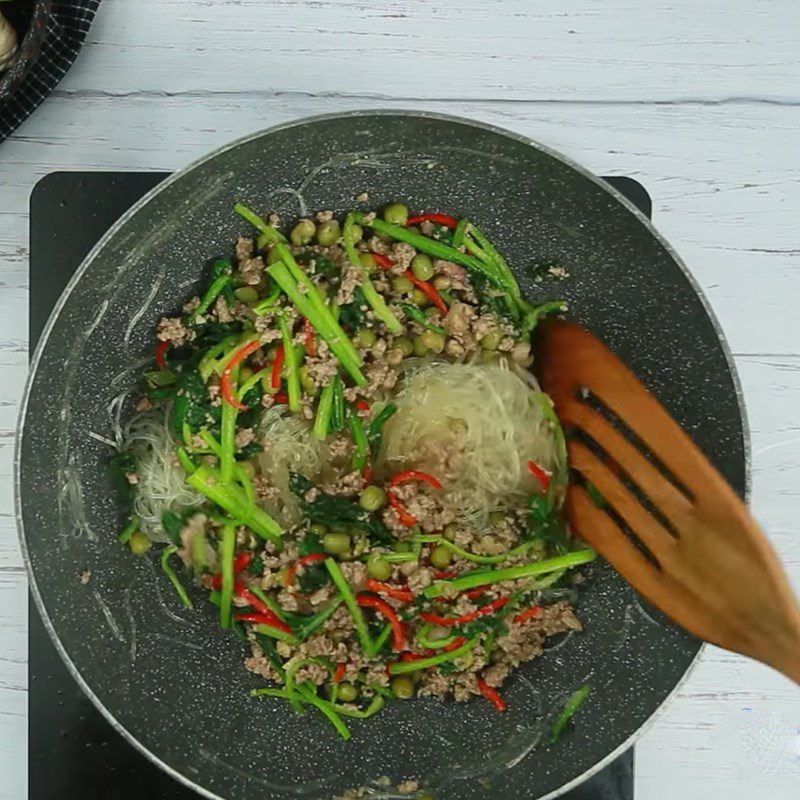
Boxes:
[0,1,100,141]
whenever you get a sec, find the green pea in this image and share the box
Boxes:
[344,223,363,244]
[238,460,256,478]
[316,220,341,246]
[411,288,430,307]
[298,365,315,392]
[390,676,415,699]
[290,219,316,246]
[383,203,409,226]
[309,522,328,537]
[129,530,151,556]
[355,328,377,348]
[391,276,414,295]
[323,532,351,556]
[337,682,358,703]
[234,286,259,304]
[442,523,458,542]
[432,274,452,291]
[412,336,429,357]
[489,510,507,527]
[239,366,253,382]
[366,555,392,581]
[359,485,387,511]
[430,545,452,569]
[480,329,503,351]
[394,337,414,356]
[267,246,283,265]
[393,541,411,553]
[420,330,445,353]
[411,253,434,281]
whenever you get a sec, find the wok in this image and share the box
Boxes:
[16,111,748,800]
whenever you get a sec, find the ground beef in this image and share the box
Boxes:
[235,427,255,449]
[213,295,234,323]
[324,470,365,498]
[156,316,192,346]
[389,242,415,274]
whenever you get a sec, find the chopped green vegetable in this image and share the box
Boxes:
[400,302,446,334]
[551,685,591,743]
[367,402,397,458]
[325,558,373,656]
[389,637,478,674]
[219,523,236,629]
[160,545,193,609]
[348,409,369,471]
[423,549,596,599]
[277,312,302,413]
[313,379,336,440]
[117,516,139,544]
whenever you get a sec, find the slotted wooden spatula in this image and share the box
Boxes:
[534,319,800,684]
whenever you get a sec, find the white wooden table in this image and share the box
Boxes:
[1,2,799,798]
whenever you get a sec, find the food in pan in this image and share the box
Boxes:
[113,201,594,739]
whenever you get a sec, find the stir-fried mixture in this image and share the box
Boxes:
[114,201,595,739]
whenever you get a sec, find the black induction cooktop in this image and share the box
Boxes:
[28,171,646,800]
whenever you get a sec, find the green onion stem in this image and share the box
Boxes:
[160,545,193,609]
[313,379,336,440]
[343,213,402,334]
[399,302,446,334]
[423,549,596,599]
[187,464,282,540]
[253,623,300,646]
[233,203,287,243]
[198,335,239,381]
[388,637,478,674]
[334,695,385,719]
[416,623,460,650]
[118,515,139,544]
[325,558,373,655]
[348,410,369,471]
[219,364,239,484]
[175,446,196,475]
[551,685,591,743]
[277,312,302,413]
[219,523,235,628]
[190,275,231,321]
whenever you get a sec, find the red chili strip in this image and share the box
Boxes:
[357,593,405,651]
[285,553,327,588]
[355,399,371,413]
[232,552,252,574]
[465,588,486,600]
[443,636,467,653]
[419,597,510,628]
[274,391,288,404]
[362,462,373,485]
[477,678,507,712]
[404,271,448,315]
[400,651,433,662]
[333,663,346,684]
[434,570,458,580]
[155,339,170,369]
[388,491,417,527]
[271,344,285,390]
[388,470,443,491]
[365,579,414,604]
[514,605,543,624]
[221,339,262,410]
[304,318,315,357]
[406,213,458,229]
[234,584,294,635]
[372,253,394,270]
[527,460,551,492]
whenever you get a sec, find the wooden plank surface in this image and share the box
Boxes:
[0,1,798,798]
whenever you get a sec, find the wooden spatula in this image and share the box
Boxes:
[534,319,800,684]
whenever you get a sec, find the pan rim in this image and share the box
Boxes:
[15,109,751,800]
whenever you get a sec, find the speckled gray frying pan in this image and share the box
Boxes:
[16,112,748,800]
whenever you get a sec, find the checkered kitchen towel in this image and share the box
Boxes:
[0,1,100,141]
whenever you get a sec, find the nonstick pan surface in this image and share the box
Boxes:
[17,111,748,800]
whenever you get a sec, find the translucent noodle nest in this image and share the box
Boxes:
[121,409,204,541]
[256,405,327,527]
[378,359,558,513]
